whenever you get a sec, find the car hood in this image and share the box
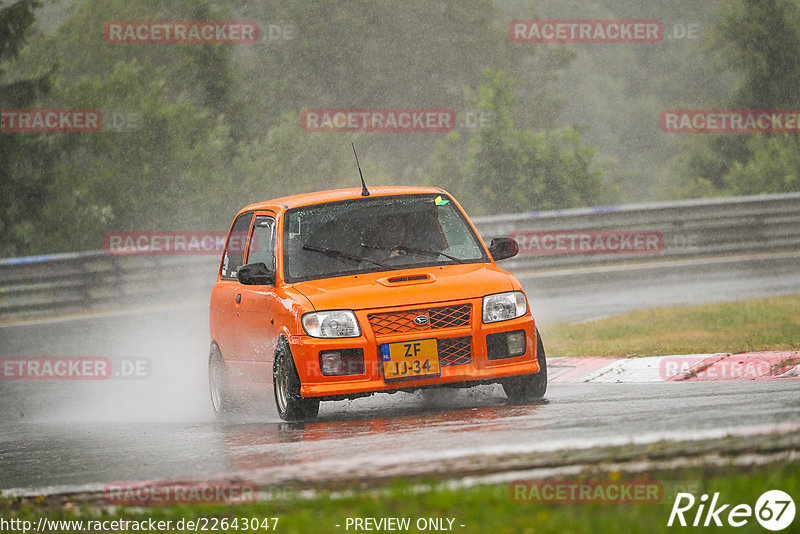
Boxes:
[290,263,518,312]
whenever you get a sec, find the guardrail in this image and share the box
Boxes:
[1,192,799,320]
[0,252,219,320]
[473,191,800,271]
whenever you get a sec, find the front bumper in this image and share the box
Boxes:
[291,299,539,399]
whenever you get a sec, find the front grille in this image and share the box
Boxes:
[368,304,471,336]
[438,337,472,367]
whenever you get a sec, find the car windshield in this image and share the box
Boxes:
[283,194,488,282]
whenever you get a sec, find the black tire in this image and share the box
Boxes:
[209,344,238,417]
[502,328,548,403]
[273,340,320,421]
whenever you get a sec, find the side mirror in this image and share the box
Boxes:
[237,262,276,285]
[488,237,519,261]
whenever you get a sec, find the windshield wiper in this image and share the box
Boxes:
[302,244,388,269]
[361,243,465,264]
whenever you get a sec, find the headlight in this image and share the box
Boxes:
[302,310,361,338]
[482,291,527,323]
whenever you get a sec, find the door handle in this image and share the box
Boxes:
[235,294,241,304]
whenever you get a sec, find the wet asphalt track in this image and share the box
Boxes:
[1,252,799,493]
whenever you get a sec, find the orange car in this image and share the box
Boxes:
[208,186,546,420]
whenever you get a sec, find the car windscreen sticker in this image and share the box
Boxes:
[434,195,449,206]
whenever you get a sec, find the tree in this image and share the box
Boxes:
[0,0,596,254]
[674,0,800,197]
[723,134,800,194]
[428,70,610,216]
[711,0,800,108]
[0,0,53,256]
[3,0,364,253]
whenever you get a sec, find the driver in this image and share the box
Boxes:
[362,213,409,260]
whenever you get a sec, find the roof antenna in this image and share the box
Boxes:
[352,142,370,196]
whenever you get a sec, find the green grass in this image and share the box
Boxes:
[540,294,800,357]
[2,463,798,533]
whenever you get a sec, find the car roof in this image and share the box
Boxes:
[240,186,448,212]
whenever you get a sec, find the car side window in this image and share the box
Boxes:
[220,212,253,280]
[246,216,276,270]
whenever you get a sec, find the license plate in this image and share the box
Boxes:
[381,339,440,381]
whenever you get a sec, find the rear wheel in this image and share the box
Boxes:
[209,345,238,417]
[502,328,547,403]
[273,340,320,421]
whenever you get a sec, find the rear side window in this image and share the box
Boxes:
[220,212,253,280]
[246,216,276,270]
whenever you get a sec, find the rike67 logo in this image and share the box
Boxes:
[668,490,795,531]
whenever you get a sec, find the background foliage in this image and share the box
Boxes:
[1,0,798,255]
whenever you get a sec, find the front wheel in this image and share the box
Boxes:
[502,328,548,403]
[273,340,320,421]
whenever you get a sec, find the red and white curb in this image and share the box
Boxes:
[548,351,800,383]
